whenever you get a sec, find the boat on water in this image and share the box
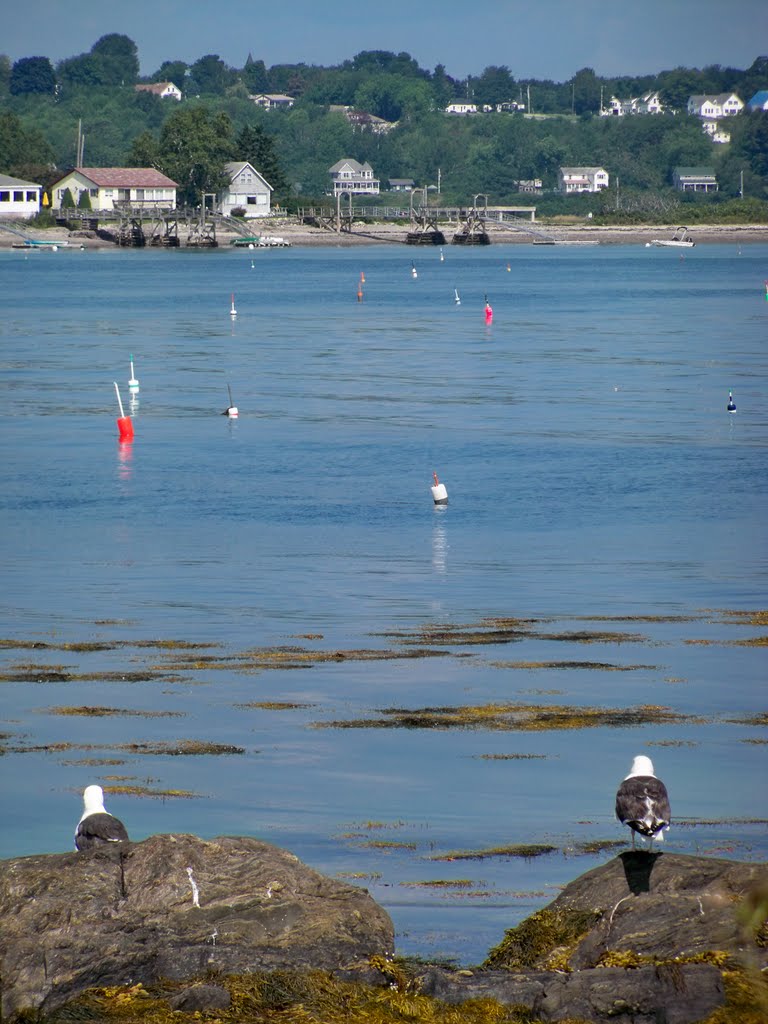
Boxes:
[11,239,71,249]
[231,235,291,248]
[646,226,695,249]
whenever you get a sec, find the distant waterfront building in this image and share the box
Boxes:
[50,168,178,211]
[0,173,41,218]
[445,102,477,115]
[558,167,609,193]
[328,159,380,196]
[672,167,718,192]
[249,93,295,109]
[687,93,743,118]
[219,162,273,218]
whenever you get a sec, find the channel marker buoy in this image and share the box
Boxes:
[113,381,134,442]
[128,354,139,395]
[727,391,736,413]
[431,471,448,505]
[230,293,237,318]
[223,384,238,419]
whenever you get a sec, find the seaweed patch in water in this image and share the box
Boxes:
[101,785,202,799]
[315,702,694,732]
[488,660,656,671]
[43,706,185,718]
[118,739,246,756]
[430,844,557,861]
[474,752,549,760]
[234,701,316,710]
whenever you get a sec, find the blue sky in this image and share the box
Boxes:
[4,0,766,81]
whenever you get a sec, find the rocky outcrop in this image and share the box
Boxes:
[0,834,394,1021]
[418,851,767,1023]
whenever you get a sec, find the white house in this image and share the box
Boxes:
[0,174,41,219]
[219,162,273,218]
[602,91,663,117]
[445,102,477,115]
[558,166,609,193]
[249,93,295,109]
[687,93,743,118]
[134,81,182,100]
[49,168,178,212]
[328,159,380,196]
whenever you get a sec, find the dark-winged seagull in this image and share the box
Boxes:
[615,755,671,849]
[75,784,129,851]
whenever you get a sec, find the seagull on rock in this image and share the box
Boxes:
[75,784,130,851]
[615,755,670,849]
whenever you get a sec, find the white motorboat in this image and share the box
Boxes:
[646,226,695,248]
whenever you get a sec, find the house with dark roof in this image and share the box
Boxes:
[0,173,41,219]
[328,159,380,196]
[672,167,718,192]
[49,168,178,211]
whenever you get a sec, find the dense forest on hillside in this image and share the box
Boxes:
[1,36,767,217]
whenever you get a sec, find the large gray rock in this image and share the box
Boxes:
[0,834,394,1021]
[418,852,767,1024]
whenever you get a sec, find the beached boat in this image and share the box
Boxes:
[231,235,291,248]
[646,226,695,248]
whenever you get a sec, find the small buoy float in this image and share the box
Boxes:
[128,354,139,395]
[454,288,461,305]
[727,391,736,413]
[230,293,237,318]
[430,471,448,505]
[439,248,444,262]
[411,263,418,279]
[764,280,768,301]
[506,263,511,272]
[484,298,493,323]
[114,381,134,442]
[223,384,238,419]
[360,271,366,284]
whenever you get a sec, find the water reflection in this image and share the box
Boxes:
[117,441,133,481]
[432,517,448,574]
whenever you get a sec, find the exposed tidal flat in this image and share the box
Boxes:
[0,241,766,966]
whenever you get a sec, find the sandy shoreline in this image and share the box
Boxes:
[1,219,767,249]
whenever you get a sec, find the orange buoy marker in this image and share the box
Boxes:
[114,381,134,442]
[223,384,238,419]
[128,354,139,396]
[431,471,448,505]
[727,391,736,413]
[484,295,493,323]
[230,293,237,318]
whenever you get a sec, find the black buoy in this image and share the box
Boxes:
[727,391,736,413]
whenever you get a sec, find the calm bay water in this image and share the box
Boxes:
[1,241,766,964]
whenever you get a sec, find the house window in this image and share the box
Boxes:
[0,191,9,202]
[26,191,36,201]
[246,195,257,205]
[89,189,98,197]
[13,191,23,201]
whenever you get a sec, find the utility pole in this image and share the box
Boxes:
[616,176,620,212]
[740,169,744,198]
[437,167,441,195]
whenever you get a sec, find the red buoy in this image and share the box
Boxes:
[114,382,134,442]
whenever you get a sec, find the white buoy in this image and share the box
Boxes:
[128,353,139,395]
[411,263,418,279]
[439,248,444,262]
[430,471,448,505]
[230,293,237,318]
[223,383,238,419]
[454,288,461,305]
[727,391,736,413]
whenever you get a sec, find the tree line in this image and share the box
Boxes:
[1,36,766,215]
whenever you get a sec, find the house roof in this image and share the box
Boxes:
[674,166,716,177]
[223,162,273,190]
[0,173,41,188]
[55,168,179,188]
[689,93,742,105]
[134,82,179,95]
[748,90,768,106]
[328,159,373,174]
[560,166,607,174]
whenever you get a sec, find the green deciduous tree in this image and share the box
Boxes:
[151,106,236,205]
[10,56,56,95]
[153,61,188,91]
[91,34,139,85]
[189,54,234,95]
